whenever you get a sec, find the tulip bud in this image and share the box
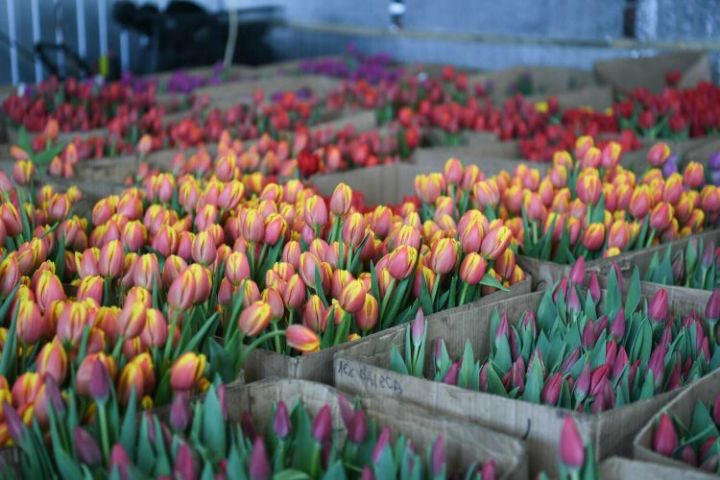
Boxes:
[330,183,353,216]
[459,253,487,285]
[649,202,673,232]
[683,161,704,189]
[559,416,585,469]
[576,170,602,205]
[569,257,585,285]
[191,231,217,265]
[170,392,191,431]
[36,338,68,384]
[430,238,458,275]
[582,223,606,251]
[286,324,320,353]
[386,246,417,280]
[249,437,271,480]
[648,289,669,322]
[238,301,273,336]
[312,405,332,442]
[274,401,291,439]
[652,413,679,456]
[480,225,512,261]
[89,358,111,401]
[647,142,671,167]
[706,290,720,323]
[170,352,207,392]
[74,426,102,466]
[98,240,123,278]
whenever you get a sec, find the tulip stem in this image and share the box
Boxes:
[271,321,282,353]
[163,311,180,365]
[458,282,469,306]
[239,330,286,364]
[97,400,111,463]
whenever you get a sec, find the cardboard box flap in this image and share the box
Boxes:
[600,457,715,480]
[634,368,720,473]
[230,379,528,480]
[594,52,712,95]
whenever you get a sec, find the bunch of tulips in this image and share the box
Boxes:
[1,76,183,134]
[392,257,720,412]
[651,395,720,473]
[4,377,498,479]
[0,157,525,447]
[413,139,719,264]
[300,47,402,84]
[645,236,720,291]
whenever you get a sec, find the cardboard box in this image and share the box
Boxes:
[231,379,528,480]
[634,368,720,477]
[468,66,596,100]
[243,277,532,384]
[594,52,712,95]
[600,457,715,480]
[412,144,549,177]
[518,228,720,290]
[335,289,707,476]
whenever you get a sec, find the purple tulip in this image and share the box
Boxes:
[588,272,601,302]
[372,427,391,463]
[249,438,271,480]
[361,466,375,480]
[605,339,617,366]
[348,409,368,444]
[542,372,563,405]
[273,401,291,439]
[574,364,591,401]
[611,310,625,340]
[713,394,720,425]
[612,347,628,380]
[581,322,595,348]
[74,427,102,466]
[89,360,111,401]
[495,311,510,340]
[681,445,698,467]
[510,358,526,392]
[706,290,720,322]
[241,412,257,440]
[110,443,131,480]
[709,152,720,170]
[567,286,581,313]
[174,443,198,480]
[560,416,585,469]
[442,361,460,385]
[521,310,537,334]
[311,405,332,443]
[430,436,445,476]
[569,257,585,285]
[170,392,191,432]
[648,289,669,323]
[44,377,65,414]
[3,402,24,442]
[481,459,497,480]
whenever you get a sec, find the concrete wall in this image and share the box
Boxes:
[0,0,717,85]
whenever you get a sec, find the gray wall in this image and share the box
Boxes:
[0,0,718,85]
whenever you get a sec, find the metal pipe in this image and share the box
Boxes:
[30,0,43,83]
[6,0,19,85]
[282,20,720,52]
[76,0,87,58]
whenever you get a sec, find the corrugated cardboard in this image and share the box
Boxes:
[600,457,715,480]
[335,289,707,476]
[518,228,720,290]
[244,277,532,384]
[594,52,712,95]
[230,379,528,480]
[620,137,710,172]
[412,146,544,177]
[634,368,720,475]
[526,85,615,112]
[468,66,595,100]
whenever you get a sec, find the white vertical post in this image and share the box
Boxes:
[76,0,87,58]
[6,0,19,85]
[636,0,659,41]
[53,0,65,75]
[120,30,130,72]
[98,0,109,57]
[30,0,43,83]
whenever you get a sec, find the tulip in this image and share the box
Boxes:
[683,162,704,189]
[430,238,458,275]
[649,202,673,232]
[264,213,287,246]
[559,416,585,469]
[480,225,511,261]
[386,246,417,280]
[36,338,68,384]
[77,275,104,304]
[191,231,217,265]
[312,405,332,442]
[74,426,102,466]
[648,289,668,323]
[89,358,111,401]
[629,186,651,219]
[76,353,116,396]
[117,301,147,339]
[16,299,45,344]
[98,240,124,278]
[356,294,379,331]
[168,392,191,432]
[167,270,196,310]
[706,290,720,323]
[249,438,271,480]
[569,257,585,285]
[274,401,291,439]
[141,308,168,347]
[582,223,606,251]
[304,195,328,230]
[647,142,671,166]
[330,183,353,216]
[576,170,602,205]
[170,352,207,392]
[653,413,679,456]
[339,280,367,314]
[238,301,273,336]
[286,324,320,352]
[459,253,487,285]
